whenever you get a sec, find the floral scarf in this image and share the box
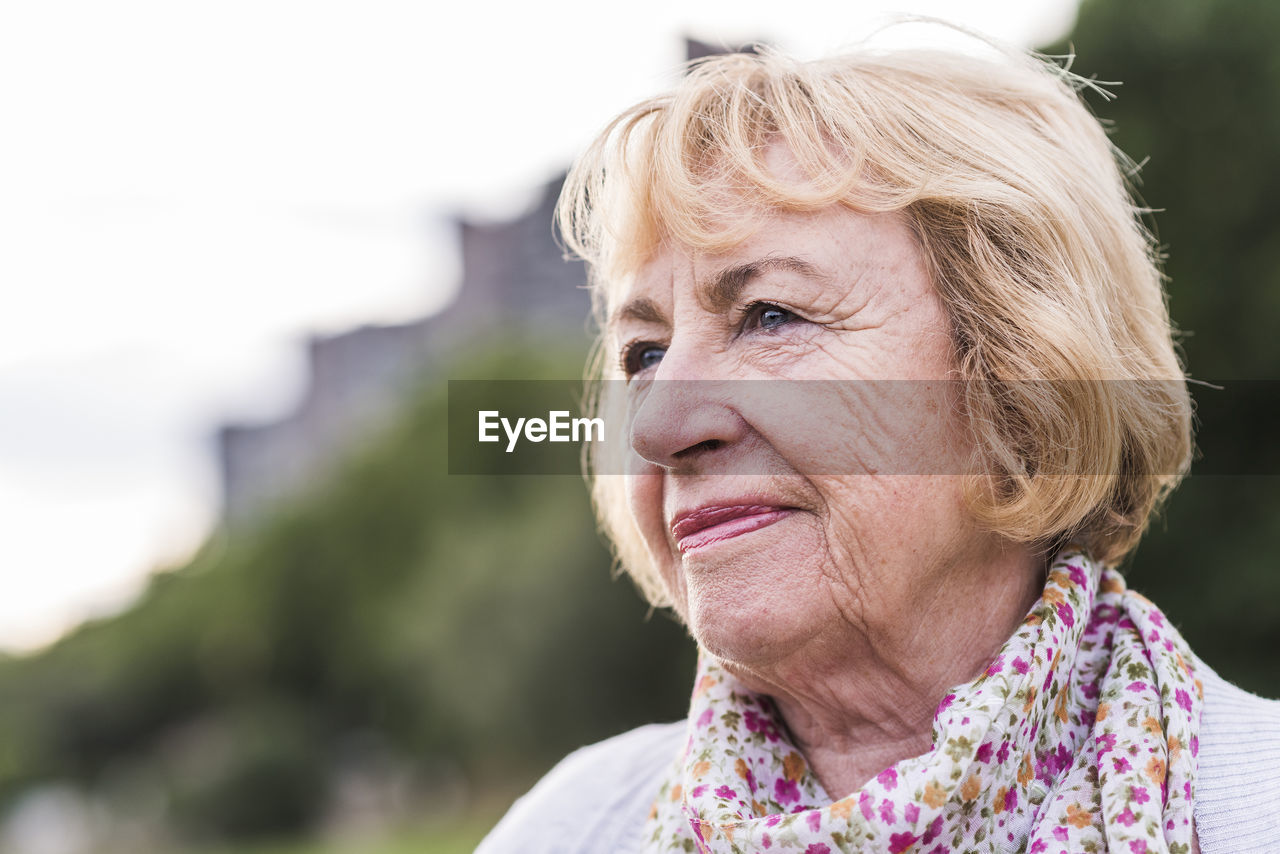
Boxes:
[643,551,1201,853]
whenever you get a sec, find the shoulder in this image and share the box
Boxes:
[476,721,686,854]
[1194,657,1280,853]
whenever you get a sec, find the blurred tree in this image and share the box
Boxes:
[0,340,695,844]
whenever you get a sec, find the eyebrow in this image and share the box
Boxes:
[609,255,824,329]
[611,295,666,328]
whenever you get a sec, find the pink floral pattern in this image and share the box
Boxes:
[643,551,1201,853]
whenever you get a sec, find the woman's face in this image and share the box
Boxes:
[612,204,1009,670]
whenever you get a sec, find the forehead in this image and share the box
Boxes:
[607,205,925,328]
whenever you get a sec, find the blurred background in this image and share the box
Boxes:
[2,0,1278,851]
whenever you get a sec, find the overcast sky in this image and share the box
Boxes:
[0,0,1078,651]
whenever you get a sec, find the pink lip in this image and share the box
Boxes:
[670,504,794,553]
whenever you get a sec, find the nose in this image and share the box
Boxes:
[627,347,747,470]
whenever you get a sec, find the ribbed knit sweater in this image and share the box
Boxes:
[478,659,1280,853]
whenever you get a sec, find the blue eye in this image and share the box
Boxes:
[622,342,666,376]
[746,303,796,331]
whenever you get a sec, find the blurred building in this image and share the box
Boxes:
[214,38,760,525]
[216,175,590,524]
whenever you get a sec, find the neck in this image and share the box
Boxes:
[721,541,1045,798]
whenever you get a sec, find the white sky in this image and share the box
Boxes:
[0,0,1078,651]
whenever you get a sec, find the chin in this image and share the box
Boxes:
[679,531,827,671]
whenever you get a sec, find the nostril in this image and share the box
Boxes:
[628,380,745,468]
[674,438,724,459]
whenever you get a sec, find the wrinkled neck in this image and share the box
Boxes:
[724,542,1046,798]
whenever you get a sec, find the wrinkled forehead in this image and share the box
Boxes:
[603,202,929,343]
[607,248,824,332]
[593,138,905,324]
[599,204,777,333]
[594,183,769,316]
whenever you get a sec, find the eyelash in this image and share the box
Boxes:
[619,301,802,378]
[739,300,799,332]
[620,339,664,378]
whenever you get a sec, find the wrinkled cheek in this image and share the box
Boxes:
[807,476,887,560]
[737,382,956,478]
[826,382,960,476]
[819,473,970,563]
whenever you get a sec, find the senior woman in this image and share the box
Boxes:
[478,43,1280,853]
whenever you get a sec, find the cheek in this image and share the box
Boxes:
[624,465,661,537]
[821,474,971,554]
[624,468,682,589]
[807,474,973,618]
[740,381,963,477]
[809,476,894,558]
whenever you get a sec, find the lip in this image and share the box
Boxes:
[670,503,795,553]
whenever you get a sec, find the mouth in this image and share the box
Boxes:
[670,504,795,554]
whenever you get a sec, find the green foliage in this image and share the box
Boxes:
[167,702,328,842]
[196,805,502,854]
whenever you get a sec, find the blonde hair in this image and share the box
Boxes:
[557,43,1192,607]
